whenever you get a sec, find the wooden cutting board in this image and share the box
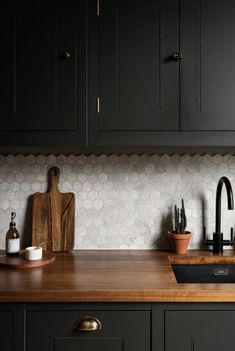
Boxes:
[32,167,75,252]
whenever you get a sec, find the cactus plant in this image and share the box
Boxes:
[174,199,187,234]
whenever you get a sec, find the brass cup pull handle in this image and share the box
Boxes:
[73,316,102,332]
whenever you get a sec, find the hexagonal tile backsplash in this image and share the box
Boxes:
[0,153,235,250]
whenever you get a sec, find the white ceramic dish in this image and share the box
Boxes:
[25,246,42,261]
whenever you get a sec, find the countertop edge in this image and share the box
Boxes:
[2,290,235,303]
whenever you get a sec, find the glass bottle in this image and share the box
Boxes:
[5,212,20,256]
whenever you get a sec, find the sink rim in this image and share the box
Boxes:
[171,263,235,283]
[168,254,235,266]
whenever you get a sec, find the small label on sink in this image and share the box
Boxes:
[213,268,229,276]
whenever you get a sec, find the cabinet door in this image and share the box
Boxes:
[165,310,235,351]
[89,0,179,145]
[0,311,12,351]
[26,310,150,351]
[181,0,235,131]
[0,0,86,145]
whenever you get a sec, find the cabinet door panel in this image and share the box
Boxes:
[0,0,83,132]
[89,0,179,144]
[165,310,235,351]
[55,337,122,351]
[0,311,12,351]
[26,310,150,351]
[181,0,235,130]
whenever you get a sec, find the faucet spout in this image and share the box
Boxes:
[203,176,234,253]
[215,176,234,234]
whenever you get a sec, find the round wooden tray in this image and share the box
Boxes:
[0,251,55,269]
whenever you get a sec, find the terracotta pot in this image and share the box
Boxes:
[168,231,192,254]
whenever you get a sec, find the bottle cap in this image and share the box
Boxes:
[10,212,16,227]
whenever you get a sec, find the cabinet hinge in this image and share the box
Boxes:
[97,97,100,113]
[97,0,100,16]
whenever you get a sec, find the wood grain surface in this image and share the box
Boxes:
[0,250,235,302]
[0,251,55,269]
[32,167,75,252]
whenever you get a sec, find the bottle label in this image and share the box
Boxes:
[7,238,20,254]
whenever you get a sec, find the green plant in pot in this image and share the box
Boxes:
[168,199,191,254]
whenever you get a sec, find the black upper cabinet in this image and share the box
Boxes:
[0,0,86,146]
[2,0,235,148]
[181,0,235,131]
[88,0,180,145]
[89,0,235,147]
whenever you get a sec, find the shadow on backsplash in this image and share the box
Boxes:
[153,210,173,249]
[21,195,33,249]
[199,193,207,249]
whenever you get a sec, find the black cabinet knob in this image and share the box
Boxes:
[172,52,183,62]
[59,51,71,60]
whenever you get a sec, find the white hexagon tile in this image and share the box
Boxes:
[0,154,235,250]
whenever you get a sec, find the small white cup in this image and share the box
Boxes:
[25,246,42,261]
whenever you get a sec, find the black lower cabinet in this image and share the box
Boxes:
[26,304,150,351]
[165,310,235,351]
[4,302,235,350]
[0,304,24,351]
[153,303,235,351]
[0,311,12,351]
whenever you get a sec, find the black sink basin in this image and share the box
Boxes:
[172,264,235,283]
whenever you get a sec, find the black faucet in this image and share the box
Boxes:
[204,176,234,253]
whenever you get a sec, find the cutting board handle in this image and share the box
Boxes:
[49,167,60,193]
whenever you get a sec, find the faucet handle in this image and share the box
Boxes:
[231,227,234,243]
[203,227,215,246]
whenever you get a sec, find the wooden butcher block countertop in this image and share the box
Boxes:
[2,250,235,302]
